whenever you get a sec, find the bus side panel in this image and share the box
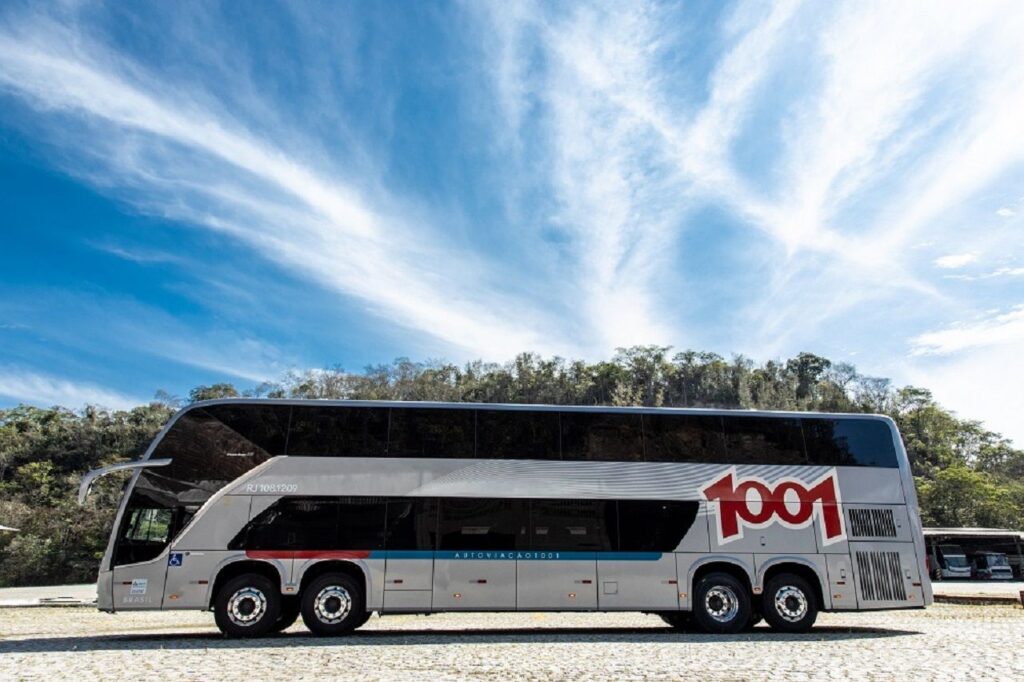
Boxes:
[172,495,252,552]
[432,556,516,610]
[162,550,243,609]
[596,554,680,610]
[517,559,597,610]
[849,541,925,609]
[111,551,169,611]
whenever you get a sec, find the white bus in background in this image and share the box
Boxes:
[80,400,932,638]
[931,544,971,580]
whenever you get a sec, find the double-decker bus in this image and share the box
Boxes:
[79,400,931,637]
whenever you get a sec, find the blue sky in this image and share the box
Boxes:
[1,1,1023,443]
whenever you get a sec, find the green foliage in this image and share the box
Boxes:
[0,347,1020,587]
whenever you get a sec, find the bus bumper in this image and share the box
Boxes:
[97,570,113,612]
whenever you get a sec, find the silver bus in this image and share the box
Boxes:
[79,399,931,637]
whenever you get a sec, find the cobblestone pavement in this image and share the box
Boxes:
[1,605,1022,680]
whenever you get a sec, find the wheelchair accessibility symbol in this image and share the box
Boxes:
[168,552,184,567]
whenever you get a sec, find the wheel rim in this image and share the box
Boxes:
[313,585,352,624]
[227,587,267,627]
[704,585,740,623]
[773,585,808,623]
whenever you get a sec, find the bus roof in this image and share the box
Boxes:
[182,397,895,423]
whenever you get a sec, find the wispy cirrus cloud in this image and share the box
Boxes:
[0,367,142,410]
[910,305,1024,355]
[0,17,566,360]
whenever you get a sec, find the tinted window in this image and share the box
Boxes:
[617,500,699,552]
[287,406,388,457]
[722,416,807,465]
[336,497,387,549]
[561,413,643,461]
[385,499,439,550]
[476,410,560,460]
[529,499,616,551]
[233,498,340,550]
[148,405,290,507]
[643,414,725,462]
[802,418,899,468]
[388,408,475,458]
[437,499,527,550]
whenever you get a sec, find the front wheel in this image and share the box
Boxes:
[214,574,281,638]
[300,573,367,636]
[692,572,752,634]
[762,573,818,633]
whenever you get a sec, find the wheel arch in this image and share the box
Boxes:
[688,557,755,597]
[209,559,284,608]
[297,560,370,610]
[759,558,828,611]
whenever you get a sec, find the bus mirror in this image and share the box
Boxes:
[78,459,173,506]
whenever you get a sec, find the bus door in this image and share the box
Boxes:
[382,499,438,612]
[598,501,690,610]
[431,499,521,610]
[111,506,175,610]
[517,500,604,610]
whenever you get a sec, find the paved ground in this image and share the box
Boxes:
[1,604,1022,680]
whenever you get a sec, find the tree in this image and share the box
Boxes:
[188,383,240,402]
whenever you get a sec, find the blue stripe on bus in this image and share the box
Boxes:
[370,550,662,561]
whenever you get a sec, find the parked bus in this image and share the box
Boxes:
[79,400,931,637]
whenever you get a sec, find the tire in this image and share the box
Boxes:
[271,596,301,633]
[300,573,366,636]
[692,572,751,635]
[659,612,693,631]
[762,573,819,633]
[214,574,281,638]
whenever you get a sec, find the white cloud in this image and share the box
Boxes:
[0,367,142,410]
[0,20,567,359]
[909,305,1024,355]
[904,344,1024,445]
[934,253,978,269]
[996,207,1015,217]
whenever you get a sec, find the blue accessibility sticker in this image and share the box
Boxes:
[168,552,184,567]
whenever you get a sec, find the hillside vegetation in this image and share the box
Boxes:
[1,347,1021,587]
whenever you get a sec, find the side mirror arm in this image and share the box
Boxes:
[78,459,172,506]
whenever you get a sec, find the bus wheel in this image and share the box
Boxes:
[271,596,301,634]
[693,572,751,634]
[659,612,693,631]
[300,573,366,636]
[214,574,281,638]
[763,573,818,633]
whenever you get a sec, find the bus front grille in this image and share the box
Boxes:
[848,508,897,538]
[855,551,907,601]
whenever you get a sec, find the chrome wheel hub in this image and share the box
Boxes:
[227,587,267,627]
[774,585,808,622]
[704,586,740,623]
[314,585,352,624]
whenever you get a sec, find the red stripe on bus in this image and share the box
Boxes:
[245,550,371,560]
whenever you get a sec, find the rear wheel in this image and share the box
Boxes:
[300,573,366,636]
[692,572,751,635]
[762,573,818,633]
[214,574,281,638]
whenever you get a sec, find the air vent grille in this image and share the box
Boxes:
[848,508,897,538]
[856,551,906,601]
